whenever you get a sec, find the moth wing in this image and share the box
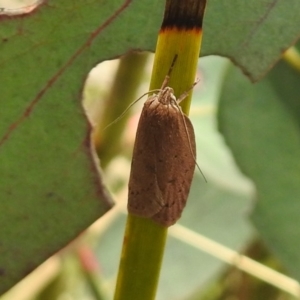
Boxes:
[151,110,196,226]
[128,98,196,226]
[128,99,164,218]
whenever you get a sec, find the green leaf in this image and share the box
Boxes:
[218,59,300,280]
[0,0,163,294]
[201,0,300,81]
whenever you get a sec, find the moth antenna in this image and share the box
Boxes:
[173,80,207,182]
[103,89,161,130]
[169,54,178,76]
[177,104,207,182]
[161,54,178,90]
[177,78,201,104]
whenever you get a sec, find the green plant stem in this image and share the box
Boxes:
[113,215,167,300]
[114,1,206,299]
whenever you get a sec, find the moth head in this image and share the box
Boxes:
[159,87,175,105]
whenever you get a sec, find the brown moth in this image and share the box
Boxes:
[128,76,197,227]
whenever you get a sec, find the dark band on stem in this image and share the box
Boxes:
[161,0,206,30]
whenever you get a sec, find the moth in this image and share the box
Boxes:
[128,74,197,227]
